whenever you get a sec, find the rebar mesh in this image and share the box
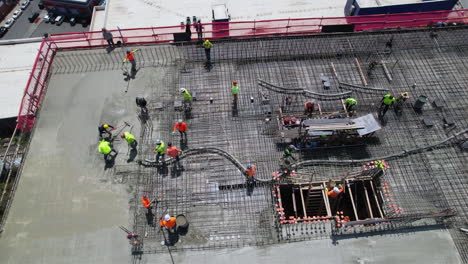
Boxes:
[51,27,468,260]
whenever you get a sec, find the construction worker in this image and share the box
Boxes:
[203,39,213,61]
[166,142,182,169]
[283,145,297,161]
[121,132,137,150]
[394,92,409,113]
[98,139,116,160]
[98,124,114,138]
[123,49,139,73]
[154,139,166,164]
[345,97,357,115]
[245,164,256,181]
[379,94,395,118]
[160,213,177,232]
[231,81,239,105]
[172,119,188,141]
[195,20,203,42]
[102,28,114,47]
[326,184,344,198]
[141,194,157,213]
[180,88,192,110]
[304,100,315,116]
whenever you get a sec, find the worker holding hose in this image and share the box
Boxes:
[123,49,139,73]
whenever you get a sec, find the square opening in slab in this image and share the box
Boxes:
[329,180,384,221]
[277,179,384,223]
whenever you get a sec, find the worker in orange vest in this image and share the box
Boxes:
[141,194,157,213]
[326,184,344,198]
[123,49,139,73]
[245,164,256,181]
[172,119,188,141]
[304,100,315,116]
[160,214,177,232]
[166,142,182,170]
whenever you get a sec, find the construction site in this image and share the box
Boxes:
[1,12,468,264]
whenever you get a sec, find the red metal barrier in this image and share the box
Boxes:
[16,9,468,130]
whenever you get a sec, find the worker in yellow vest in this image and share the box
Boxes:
[98,139,117,160]
[121,132,137,149]
[154,139,166,164]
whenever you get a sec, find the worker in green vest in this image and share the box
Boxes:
[283,145,297,161]
[231,81,239,106]
[121,132,137,150]
[345,97,357,116]
[379,94,395,118]
[154,139,166,164]
[98,139,116,160]
[203,39,213,61]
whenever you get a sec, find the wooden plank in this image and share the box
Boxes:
[330,62,338,78]
[364,186,374,219]
[292,191,298,218]
[322,183,332,217]
[346,179,359,221]
[355,57,368,86]
[369,180,384,218]
[299,188,308,218]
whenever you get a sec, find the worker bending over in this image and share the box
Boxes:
[172,119,188,141]
[345,97,357,116]
[121,131,137,150]
[98,124,114,139]
[98,139,117,161]
[160,214,177,232]
[304,101,315,116]
[283,145,297,161]
[326,184,344,198]
[166,142,182,170]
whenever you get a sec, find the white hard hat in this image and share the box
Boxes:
[180,88,186,92]
[178,119,183,123]
[333,187,340,194]
[164,214,170,221]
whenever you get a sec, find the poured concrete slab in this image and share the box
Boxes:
[145,229,461,264]
[0,69,141,263]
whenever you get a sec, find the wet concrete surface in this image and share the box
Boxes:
[0,68,146,263]
[145,228,461,264]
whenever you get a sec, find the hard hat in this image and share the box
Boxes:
[164,214,171,221]
[167,142,172,147]
[232,81,238,85]
[142,194,148,198]
[120,133,125,138]
[247,164,252,169]
[156,139,161,145]
[180,88,186,93]
[103,124,109,129]
[204,39,209,43]
[288,145,295,151]
[333,187,340,194]
[178,119,183,123]
[126,50,131,54]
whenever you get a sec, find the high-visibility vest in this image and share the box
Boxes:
[203,40,213,49]
[246,166,256,178]
[166,146,181,158]
[327,186,344,198]
[383,94,395,105]
[231,85,239,95]
[124,132,135,144]
[173,122,187,132]
[160,217,177,228]
[345,98,357,106]
[183,90,192,101]
[141,198,151,208]
[98,140,112,154]
[155,141,166,154]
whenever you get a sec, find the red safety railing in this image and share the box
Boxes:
[16,9,468,130]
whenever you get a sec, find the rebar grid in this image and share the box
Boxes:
[50,27,468,259]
